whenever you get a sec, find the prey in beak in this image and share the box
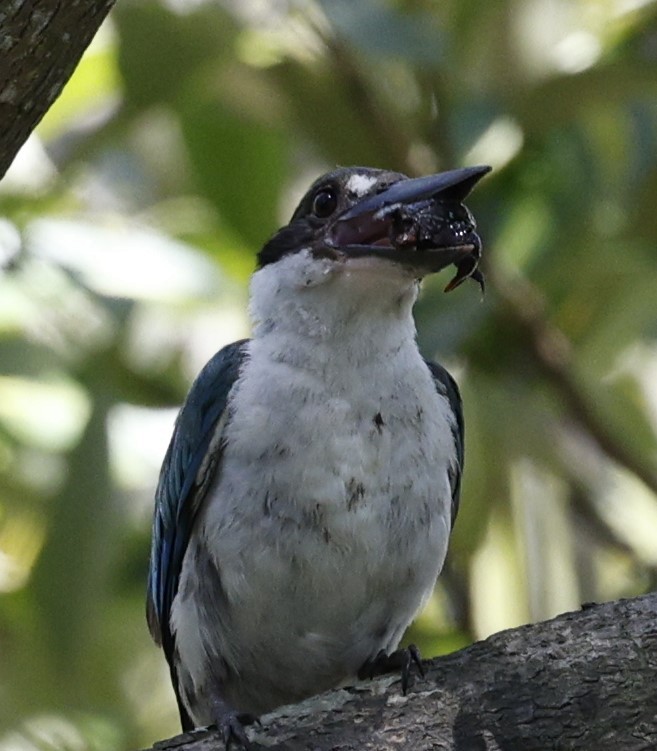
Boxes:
[257,165,490,292]
[327,166,491,292]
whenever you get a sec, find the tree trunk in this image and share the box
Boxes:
[0,0,115,179]
[145,594,657,751]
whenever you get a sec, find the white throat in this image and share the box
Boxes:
[248,250,421,366]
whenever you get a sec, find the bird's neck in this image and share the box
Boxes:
[248,255,421,371]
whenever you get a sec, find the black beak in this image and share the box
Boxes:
[328,165,491,290]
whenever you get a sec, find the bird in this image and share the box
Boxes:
[146,163,490,748]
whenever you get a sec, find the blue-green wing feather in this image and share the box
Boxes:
[147,340,248,650]
[425,359,464,528]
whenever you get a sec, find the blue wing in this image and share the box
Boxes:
[147,340,249,653]
[425,359,464,528]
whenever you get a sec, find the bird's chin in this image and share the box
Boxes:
[334,254,421,302]
[314,241,478,284]
[343,243,478,279]
[339,253,421,281]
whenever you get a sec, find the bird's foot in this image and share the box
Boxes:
[358,643,425,694]
[211,697,258,751]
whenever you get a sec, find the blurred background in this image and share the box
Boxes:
[1,0,657,748]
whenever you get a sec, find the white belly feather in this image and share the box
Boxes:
[171,258,458,721]
[172,335,456,720]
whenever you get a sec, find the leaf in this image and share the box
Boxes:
[318,0,444,65]
[270,58,409,171]
[114,1,237,110]
[179,96,288,249]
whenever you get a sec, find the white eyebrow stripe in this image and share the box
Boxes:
[345,173,377,197]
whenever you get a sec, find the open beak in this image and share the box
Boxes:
[327,165,491,291]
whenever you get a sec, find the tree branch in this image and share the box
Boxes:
[489,264,657,497]
[0,0,116,179]
[145,594,657,751]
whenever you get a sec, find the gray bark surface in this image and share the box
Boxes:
[146,594,657,750]
[0,0,115,179]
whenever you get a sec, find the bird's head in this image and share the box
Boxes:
[251,165,490,337]
[259,165,489,285]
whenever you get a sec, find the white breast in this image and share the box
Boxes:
[172,253,459,719]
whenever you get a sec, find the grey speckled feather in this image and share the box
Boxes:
[151,252,462,725]
[148,332,462,727]
[147,340,248,727]
[146,164,486,735]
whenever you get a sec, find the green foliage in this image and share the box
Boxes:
[1,0,656,748]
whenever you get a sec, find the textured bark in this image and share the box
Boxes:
[0,0,115,179]
[145,594,657,751]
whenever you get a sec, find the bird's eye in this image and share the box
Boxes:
[312,188,338,218]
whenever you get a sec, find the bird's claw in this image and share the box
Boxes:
[212,698,258,750]
[358,643,425,694]
[401,643,425,694]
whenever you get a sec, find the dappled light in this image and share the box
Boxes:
[1,0,656,748]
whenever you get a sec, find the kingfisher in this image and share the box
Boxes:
[147,164,490,748]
